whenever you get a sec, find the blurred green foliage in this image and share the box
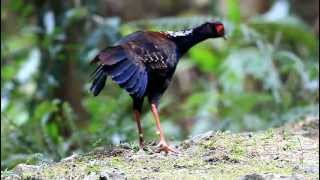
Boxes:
[1,0,319,170]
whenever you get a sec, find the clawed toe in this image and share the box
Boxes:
[156,141,180,154]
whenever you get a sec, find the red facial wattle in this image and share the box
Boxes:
[215,24,225,36]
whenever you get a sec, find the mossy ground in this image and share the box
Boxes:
[2,117,319,180]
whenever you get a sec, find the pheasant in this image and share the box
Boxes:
[90,21,226,153]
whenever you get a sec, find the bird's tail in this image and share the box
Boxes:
[89,65,107,96]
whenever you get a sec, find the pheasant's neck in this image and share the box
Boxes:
[166,28,210,56]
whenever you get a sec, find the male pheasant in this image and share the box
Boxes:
[90,21,226,153]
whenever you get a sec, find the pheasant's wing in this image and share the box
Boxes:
[90,31,176,97]
[123,41,170,71]
[90,46,148,98]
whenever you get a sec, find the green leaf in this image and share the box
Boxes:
[7,0,23,12]
[223,92,272,113]
[46,123,60,143]
[250,17,317,51]
[33,100,59,123]
[226,0,241,23]
[189,43,220,73]
[2,66,16,80]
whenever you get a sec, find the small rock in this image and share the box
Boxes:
[84,173,98,180]
[238,173,305,180]
[203,156,220,164]
[99,176,107,180]
[151,167,160,172]
[99,171,110,180]
[1,173,21,180]
[181,140,192,150]
[13,164,40,176]
[239,173,265,180]
[173,164,187,169]
[61,153,78,162]
[99,169,126,180]
[304,165,319,174]
[191,131,214,143]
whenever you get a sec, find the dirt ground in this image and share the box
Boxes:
[2,116,319,180]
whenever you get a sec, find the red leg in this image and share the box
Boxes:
[134,110,144,148]
[150,104,179,154]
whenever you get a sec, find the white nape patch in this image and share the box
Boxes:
[165,29,193,37]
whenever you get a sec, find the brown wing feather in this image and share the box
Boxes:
[120,32,178,72]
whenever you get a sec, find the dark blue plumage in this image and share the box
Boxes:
[122,69,139,89]
[89,21,226,153]
[108,60,131,77]
[90,21,226,100]
[113,64,137,84]
[127,71,142,94]
[137,71,148,97]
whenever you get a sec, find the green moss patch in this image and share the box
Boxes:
[2,119,319,179]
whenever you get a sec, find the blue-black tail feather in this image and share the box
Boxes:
[90,71,107,96]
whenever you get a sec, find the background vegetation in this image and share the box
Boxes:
[1,0,319,170]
